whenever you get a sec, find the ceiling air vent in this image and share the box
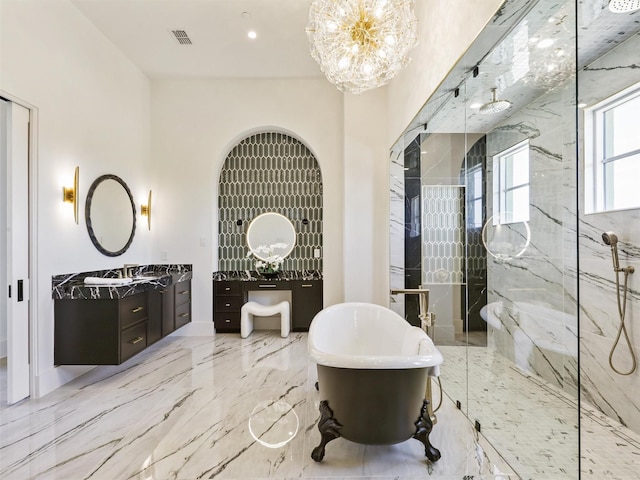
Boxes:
[171,29,192,45]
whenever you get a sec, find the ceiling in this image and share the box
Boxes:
[71,0,322,79]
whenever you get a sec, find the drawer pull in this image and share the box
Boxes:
[129,336,144,345]
[301,284,313,288]
[131,306,144,313]
[179,313,190,318]
[259,284,276,288]
[225,319,231,323]
[225,287,231,291]
[225,303,231,307]
[179,290,189,295]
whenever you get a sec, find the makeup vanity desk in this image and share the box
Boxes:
[212,271,323,333]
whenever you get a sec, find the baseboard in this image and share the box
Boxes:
[171,321,215,336]
[35,364,95,398]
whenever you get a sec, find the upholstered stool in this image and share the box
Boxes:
[241,301,290,338]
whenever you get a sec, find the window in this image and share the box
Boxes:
[585,82,640,213]
[493,140,530,225]
[468,164,484,228]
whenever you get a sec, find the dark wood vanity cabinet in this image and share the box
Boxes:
[213,280,242,332]
[292,280,323,331]
[55,292,149,365]
[212,278,323,333]
[55,279,192,365]
[174,280,192,329]
[148,286,174,343]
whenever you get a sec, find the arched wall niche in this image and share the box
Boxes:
[217,130,323,271]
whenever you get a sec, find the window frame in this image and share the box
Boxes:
[584,81,640,214]
[492,139,530,225]
[467,163,484,229]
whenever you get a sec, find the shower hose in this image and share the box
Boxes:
[609,267,637,375]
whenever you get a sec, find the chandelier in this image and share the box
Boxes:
[306,0,418,94]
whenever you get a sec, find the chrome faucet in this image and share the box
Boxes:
[123,264,139,278]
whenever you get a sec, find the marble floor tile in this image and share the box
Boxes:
[2,332,637,479]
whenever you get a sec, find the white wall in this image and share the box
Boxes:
[149,78,344,324]
[343,88,389,304]
[386,0,504,144]
[0,0,151,395]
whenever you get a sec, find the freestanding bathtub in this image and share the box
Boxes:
[308,302,443,463]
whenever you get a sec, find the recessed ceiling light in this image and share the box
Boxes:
[577,103,588,108]
[469,102,483,109]
[248,31,257,40]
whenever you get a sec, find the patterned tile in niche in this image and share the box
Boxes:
[218,132,323,271]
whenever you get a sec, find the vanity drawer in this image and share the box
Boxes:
[250,280,291,290]
[175,302,191,329]
[120,321,147,362]
[215,281,241,296]
[119,293,148,329]
[215,312,240,332]
[215,295,242,312]
[175,280,191,306]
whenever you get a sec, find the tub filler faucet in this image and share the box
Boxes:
[390,288,434,336]
[390,288,439,425]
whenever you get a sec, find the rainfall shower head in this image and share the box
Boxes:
[479,88,512,115]
[602,231,619,246]
[609,0,640,13]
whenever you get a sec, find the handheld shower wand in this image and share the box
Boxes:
[602,231,636,375]
[602,232,621,271]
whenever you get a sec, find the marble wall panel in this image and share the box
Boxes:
[389,147,406,317]
[486,81,579,395]
[578,32,640,434]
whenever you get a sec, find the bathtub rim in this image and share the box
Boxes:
[308,302,443,370]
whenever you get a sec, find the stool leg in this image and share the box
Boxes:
[281,310,290,337]
[241,311,253,338]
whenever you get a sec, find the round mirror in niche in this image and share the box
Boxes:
[247,212,296,260]
[85,174,136,257]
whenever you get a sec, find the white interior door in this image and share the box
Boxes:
[1,99,30,404]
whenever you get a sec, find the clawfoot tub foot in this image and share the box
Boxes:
[311,400,342,462]
[412,400,441,462]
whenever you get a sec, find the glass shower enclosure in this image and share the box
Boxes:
[391,0,640,477]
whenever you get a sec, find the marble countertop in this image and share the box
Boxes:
[212,270,322,281]
[53,264,192,300]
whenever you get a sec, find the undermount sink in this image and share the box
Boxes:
[132,275,163,282]
[84,277,133,286]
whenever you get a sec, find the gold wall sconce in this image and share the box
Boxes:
[62,166,79,224]
[140,190,152,230]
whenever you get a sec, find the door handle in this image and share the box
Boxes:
[17,280,24,302]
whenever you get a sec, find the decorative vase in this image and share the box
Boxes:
[258,268,279,279]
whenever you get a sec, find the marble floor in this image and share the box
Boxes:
[1,332,639,479]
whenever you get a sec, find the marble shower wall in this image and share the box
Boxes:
[577,32,640,435]
[485,79,579,397]
[390,147,407,318]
